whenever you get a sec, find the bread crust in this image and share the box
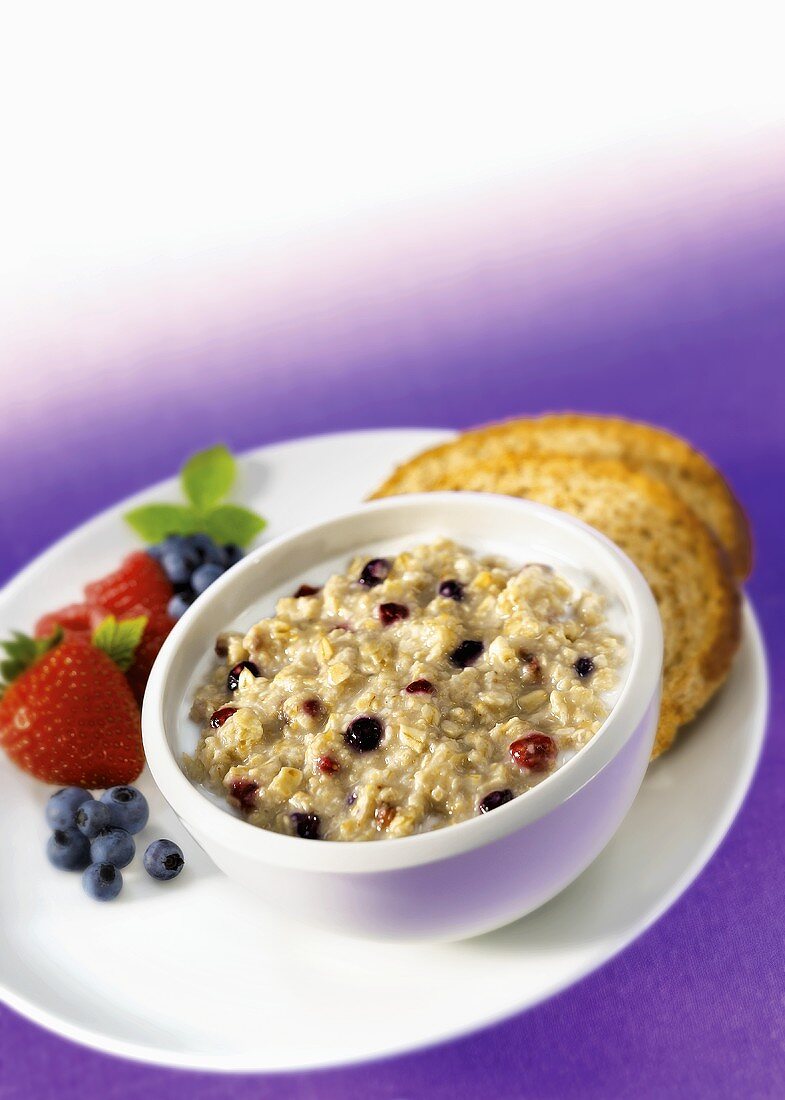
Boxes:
[372,413,752,580]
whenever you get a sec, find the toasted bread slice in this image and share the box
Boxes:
[372,414,752,579]
[374,453,740,757]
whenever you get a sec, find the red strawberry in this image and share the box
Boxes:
[125,608,175,705]
[84,551,173,618]
[0,629,144,787]
[34,603,104,641]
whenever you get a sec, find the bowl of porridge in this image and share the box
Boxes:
[143,493,663,941]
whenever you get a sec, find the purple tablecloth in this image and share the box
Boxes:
[1,183,783,1098]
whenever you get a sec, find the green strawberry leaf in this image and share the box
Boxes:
[92,615,148,672]
[124,503,200,543]
[0,629,62,695]
[181,445,236,512]
[198,503,267,546]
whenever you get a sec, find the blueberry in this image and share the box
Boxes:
[202,543,229,567]
[358,558,390,587]
[143,839,185,880]
[101,786,149,834]
[227,661,260,691]
[146,543,165,562]
[167,591,194,619]
[46,828,91,871]
[291,812,321,840]
[83,862,123,901]
[161,550,193,586]
[223,543,243,567]
[90,827,135,869]
[45,787,92,830]
[479,789,514,814]
[75,800,112,838]
[186,533,216,557]
[574,656,595,678]
[191,562,224,595]
[438,579,464,601]
[344,716,384,753]
[449,640,484,668]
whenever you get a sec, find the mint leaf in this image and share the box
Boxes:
[124,503,200,543]
[181,445,236,512]
[199,504,266,546]
[92,615,148,672]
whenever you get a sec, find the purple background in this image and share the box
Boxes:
[1,197,784,1098]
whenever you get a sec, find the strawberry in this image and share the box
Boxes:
[0,619,147,787]
[84,551,173,618]
[34,603,103,641]
[125,608,175,705]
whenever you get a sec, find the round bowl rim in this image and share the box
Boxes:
[142,492,663,873]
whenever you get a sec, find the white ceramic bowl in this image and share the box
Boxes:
[143,493,663,942]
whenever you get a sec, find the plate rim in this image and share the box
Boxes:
[0,428,770,1072]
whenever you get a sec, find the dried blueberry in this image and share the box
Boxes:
[449,640,484,668]
[344,716,384,753]
[378,602,409,626]
[438,579,464,601]
[358,558,390,587]
[294,584,320,597]
[291,812,321,840]
[301,698,323,719]
[405,678,435,694]
[479,789,514,814]
[574,656,595,678]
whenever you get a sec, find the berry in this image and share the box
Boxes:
[344,716,383,753]
[34,604,97,640]
[316,754,340,774]
[191,562,224,595]
[301,698,323,719]
[47,827,91,871]
[90,826,135,868]
[291,812,321,839]
[378,602,409,626]
[294,584,320,597]
[85,551,173,618]
[224,544,243,567]
[479,789,514,814]
[574,656,595,678]
[358,558,390,587]
[510,733,557,771]
[229,778,259,811]
[167,592,193,619]
[0,634,143,787]
[184,533,215,558]
[75,799,112,838]
[210,706,237,728]
[449,640,484,668]
[405,679,435,694]
[143,839,185,880]
[125,608,176,704]
[438,579,464,601]
[227,661,260,691]
[45,787,92,830]
[374,803,397,830]
[101,786,149,834]
[83,862,123,901]
[160,550,193,587]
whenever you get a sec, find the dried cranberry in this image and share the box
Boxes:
[438,579,464,600]
[301,698,323,719]
[344,716,384,753]
[510,733,557,771]
[405,678,435,694]
[374,803,397,830]
[574,656,595,678]
[317,755,340,774]
[291,812,321,840]
[294,584,320,597]
[379,602,409,626]
[479,789,514,814]
[359,558,390,587]
[449,640,484,668]
[227,661,260,691]
[210,706,237,729]
[229,779,259,812]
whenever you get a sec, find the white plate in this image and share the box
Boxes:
[0,429,768,1072]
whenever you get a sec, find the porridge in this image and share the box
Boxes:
[185,539,628,841]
